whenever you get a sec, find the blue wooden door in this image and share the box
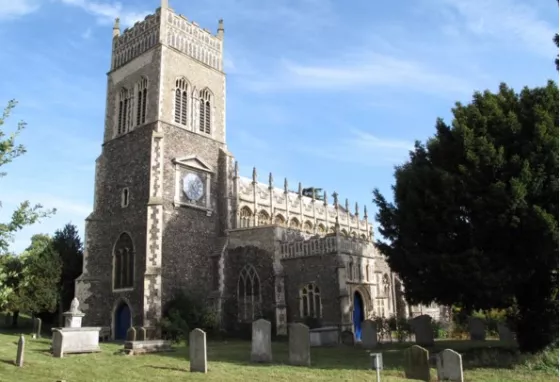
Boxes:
[115,303,131,340]
[353,292,364,341]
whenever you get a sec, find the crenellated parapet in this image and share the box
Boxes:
[232,165,373,240]
[280,235,378,260]
[110,2,224,72]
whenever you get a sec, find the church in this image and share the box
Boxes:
[75,0,442,341]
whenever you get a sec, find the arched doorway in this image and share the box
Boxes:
[114,302,131,340]
[353,291,365,341]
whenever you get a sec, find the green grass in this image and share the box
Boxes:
[0,330,557,382]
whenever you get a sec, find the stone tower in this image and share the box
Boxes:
[75,1,233,339]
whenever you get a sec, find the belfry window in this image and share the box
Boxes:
[174,78,189,125]
[136,77,148,126]
[199,89,212,134]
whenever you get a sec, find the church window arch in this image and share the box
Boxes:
[289,217,300,229]
[382,274,390,296]
[360,234,367,240]
[341,229,349,237]
[136,77,148,126]
[174,78,189,126]
[113,233,134,290]
[329,226,336,233]
[366,264,370,282]
[303,220,313,233]
[237,265,261,322]
[117,88,133,136]
[199,88,212,134]
[299,283,322,318]
[121,188,130,208]
[351,231,357,239]
[257,210,270,226]
[239,206,252,228]
[274,214,286,226]
[347,259,354,280]
[316,223,326,234]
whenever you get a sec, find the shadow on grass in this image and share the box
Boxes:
[145,365,186,372]
[154,339,526,372]
[0,359,15,366]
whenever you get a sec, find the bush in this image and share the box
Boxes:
[158,290,219,344]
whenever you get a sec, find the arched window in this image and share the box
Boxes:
[299,283,322,318]
[237,265,261,322]
[303,221,313,233]
[174,78,189,125]
[117,88,131,135]
[289,217,300,229]
[348,260,354,280]
[360,234,367,240]
[136,77,148,126]
[199,88,212,134]
[341,229,349,237]
[365,264,370,282]
[113,233,134,290]
[351,231,357,239]
[257,210,270,226]
[383,274,390,296]
[317,223,326,234]
[239,206,252,228]
[121,188,129,208]
[274,214,285,226]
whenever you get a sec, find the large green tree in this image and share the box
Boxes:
[52,223,83,313]
[555,0,559,71]
[0,100,56,306]
[373,81,558,353]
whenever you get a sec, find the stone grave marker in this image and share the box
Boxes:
[189,328,207,373]
[497,323,514,342]
[361,320,377,349]
[251,319,272,363]
[411,315,434,347]
[289,323,310,366]
[137,327,147,341]
[35,317,42,339]
[126,327,137,342]
[404,345,430,381]
[468,317,486,341]
[436,348,463,382]
[15,334,25,367]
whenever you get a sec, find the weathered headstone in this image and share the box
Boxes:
[126,327,137,342]
[361,320,378,348]
[497,323,514,342]
[289,323,310,366]
[341,330,355,346]
[189,328,207,373]
[52,330,64,358]
[15,334,25,367]
[436,349,463,382]
[137,327,147,341]
[404,345,430,381]
[411,315,434,346]
[251,319,272,363]
[468,317,486,341]
[35,317,42,339]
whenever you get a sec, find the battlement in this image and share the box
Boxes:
[234,165,373,239]
[280,235,378,260]
[111,2,224,72]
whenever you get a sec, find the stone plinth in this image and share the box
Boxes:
[63,312,85,328]
[124,340,173,355]
[51,327,101,358]
[309,326,339,347]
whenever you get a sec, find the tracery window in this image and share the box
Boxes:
[113,233,134,290]
[299,283,322,318]
[274,214,286,226]
[317,223,326,234]
[199,88,212,134]
[237,265,261,322]
[257,210,270,226]
[136,77,148,126]
[289,217,300,229]
[174,78,189,125]
[303,220,313,233]
[239,206,252,228]
[117,88,132,135]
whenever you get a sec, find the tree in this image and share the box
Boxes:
[555,0,559,71]
[373,81,558,353]
[52,223,83,313]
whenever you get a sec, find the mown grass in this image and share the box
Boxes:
[0,327,557,382]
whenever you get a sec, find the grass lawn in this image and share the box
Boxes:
[0,329,557,382]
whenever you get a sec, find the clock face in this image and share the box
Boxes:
[183,173,204,201]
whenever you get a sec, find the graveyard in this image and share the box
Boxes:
[0,314,557,382]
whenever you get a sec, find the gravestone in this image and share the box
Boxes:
[436,349,463,382]
[361,320,377,348]
[497,323,514,342]
[126,327,137,342]
[341,330,355,346]
[137,327,147,341]
[34,318,42,338]
[411,315,434,346]
[52,330,64,358]
[404,345,430,381]
[468,317,486,341]
[289,323,310,366]
[189,329,207,373]
[251,319,272,363]
[15,334,25,367]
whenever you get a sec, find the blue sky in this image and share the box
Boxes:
[0,0,557,253]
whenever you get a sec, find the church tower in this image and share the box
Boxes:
[75,0,232,339]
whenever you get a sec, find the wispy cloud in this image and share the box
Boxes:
[59,0,151,27]
[434,0,556,57]
[297,129,413,167]
[0,0,40,20]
